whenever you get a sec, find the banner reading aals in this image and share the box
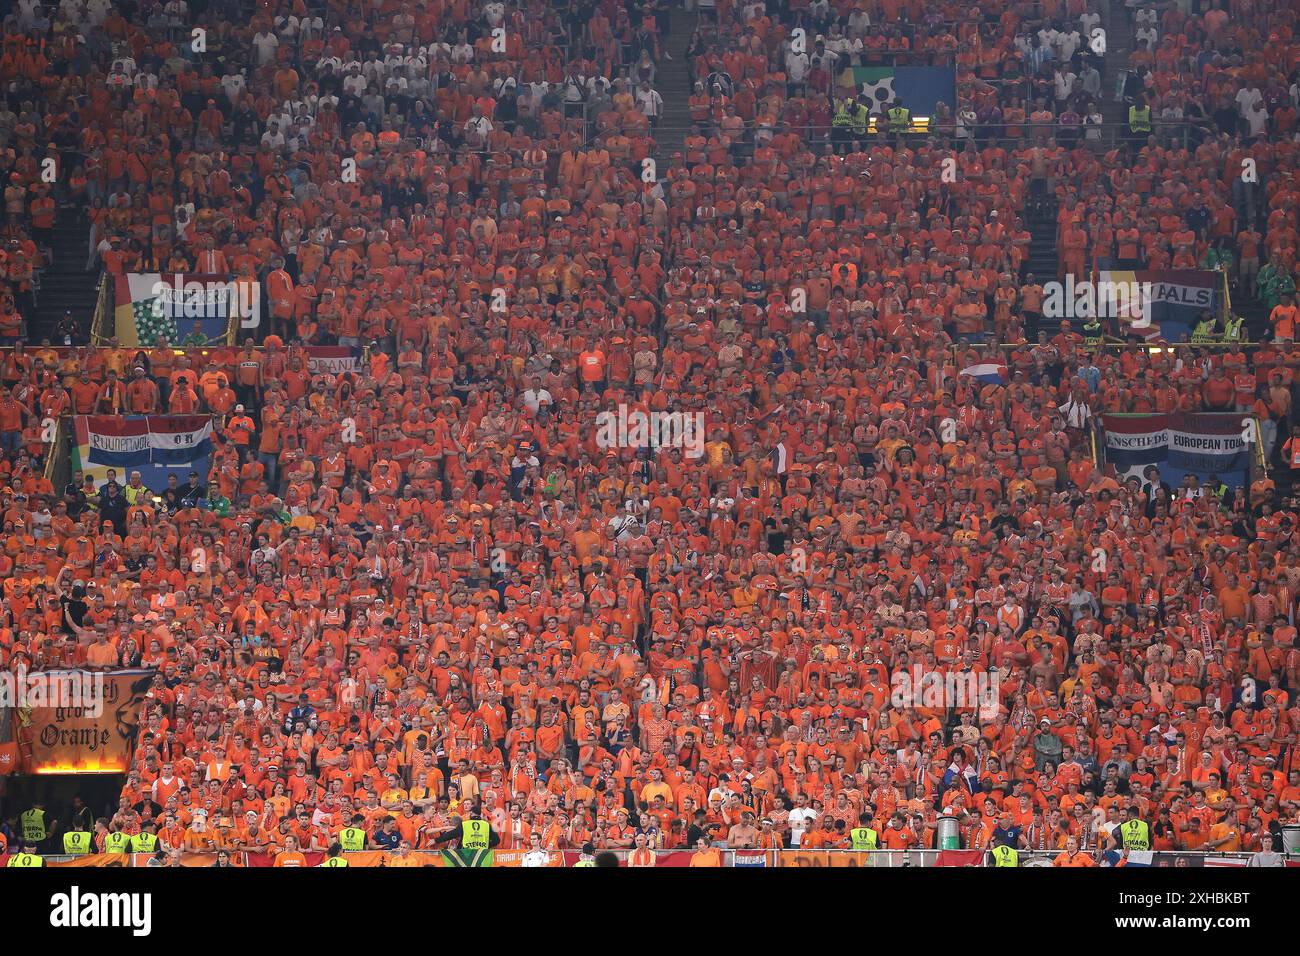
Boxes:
[18,669,154,774]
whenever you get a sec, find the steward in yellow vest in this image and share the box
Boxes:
[63,830,92,855]
[1120,816,1151,851]
[887,99,911,132]
[20,806,49,845]
[850,814,879,849]
[1128,99,1152,134]
[129,828,160,853]
[319,844,350,867]
[339,817,368,852]
[431,813,499,867]
[990,843,1020,867]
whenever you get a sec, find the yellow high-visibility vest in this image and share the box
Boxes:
[62,831,92,855]
[1121,819,1150,851]
[850,827,879,850]
[461,819,491,851]
[20,808,47,843]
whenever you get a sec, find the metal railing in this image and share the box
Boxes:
[89,273,112,346]
[26,847,1276,868]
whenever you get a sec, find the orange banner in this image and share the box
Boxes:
[778,850,883,867]
[49,854,129,867]
[21,670,154,774]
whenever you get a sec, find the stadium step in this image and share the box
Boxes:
[30,206,98,344]
[652,12,696,163]
[1101,0,1135,126]
[1026,197,1060,280]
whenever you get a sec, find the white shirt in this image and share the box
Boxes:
[522,387,552,413]
[1235,86,1263,118]
[252,31,279,66]
[788,807,818,845]
[221,72,247,102]
[785,50,810,82]
[636,88,663,118]
[1058,398,1092,429]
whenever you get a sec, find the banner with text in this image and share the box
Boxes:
[1098,267,1220,342]
[115,273,251,347]
[72,415,213,490]
[1102,413,1251,489]
[21,669,154,774]
[305,345,364,375]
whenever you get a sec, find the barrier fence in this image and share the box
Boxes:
[15,848,1282,868]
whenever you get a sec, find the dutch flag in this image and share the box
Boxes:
[960,363,1009,385]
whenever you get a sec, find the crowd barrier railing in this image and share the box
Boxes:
[22,848,1275,868]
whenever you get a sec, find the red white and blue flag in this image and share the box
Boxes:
[1102,413,1250,489]
[72,416,213,490]
[960,363,1009,385]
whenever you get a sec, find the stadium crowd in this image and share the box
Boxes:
[1,0,1300,865]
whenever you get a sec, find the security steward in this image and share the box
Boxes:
[990,836,1020,867]
[1190,313,1219,343]
[62,826,93,856]
[429,809,500,867]
[1082,316,1105,348]
[20,802,54,851]
[338,815,368,852]
[1128,93,1152,143]
[6,841,46,866]
[849,813,880,850]
[832,94,857,153]
[850,93,870,140]
[129,822,160,854]
[887,96,911,134]
[103,826,132,854]
[319,843,350,867]
[1115,807,1151,852]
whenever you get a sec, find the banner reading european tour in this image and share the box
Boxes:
[20,669,154,774]
[72,415,213,490]
[115,273,256,347]
[1102,413,1251,488]
[1097,267,1220,342]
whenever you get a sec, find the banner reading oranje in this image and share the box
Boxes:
[20,669,155,774]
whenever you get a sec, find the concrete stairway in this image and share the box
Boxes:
[653,11,696,163]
